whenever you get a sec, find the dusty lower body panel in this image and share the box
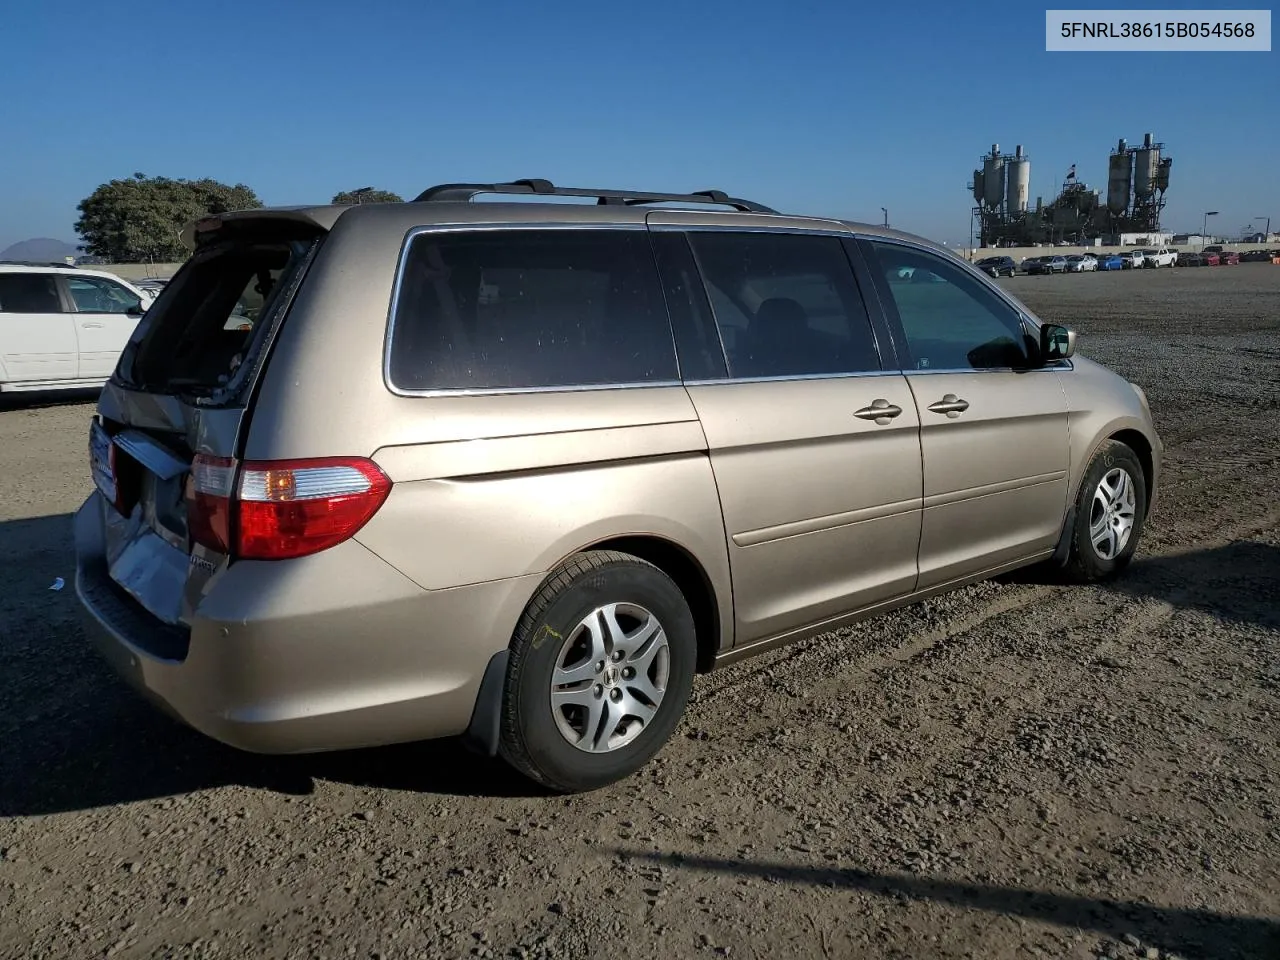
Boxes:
[73,492,541,753]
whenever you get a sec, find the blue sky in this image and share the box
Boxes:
[2,0,1275,249]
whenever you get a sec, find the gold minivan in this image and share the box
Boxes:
[73,180,1161,792]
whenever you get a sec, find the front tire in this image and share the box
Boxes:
[1063,441,1147,583]
[498,551,697,793]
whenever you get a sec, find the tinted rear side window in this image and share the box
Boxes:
[687,232,882,378]
[389,229,678,391]
[0,273,62,313]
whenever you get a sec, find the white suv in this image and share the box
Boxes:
[0,264,154,392]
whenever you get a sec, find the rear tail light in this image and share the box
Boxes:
[186,455,391,561]
[187,455,236,553]
[237,458,391,560]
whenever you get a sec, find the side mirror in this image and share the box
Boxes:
[1040,323,1076,361]
[126,302,146,317]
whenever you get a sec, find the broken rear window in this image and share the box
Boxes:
[120,228,320,401]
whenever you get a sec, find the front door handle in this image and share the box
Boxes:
[853,399,904,425]
[80,321,105,329]
[927,394,970,418]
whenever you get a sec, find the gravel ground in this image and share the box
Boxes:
[1,265,1277,960]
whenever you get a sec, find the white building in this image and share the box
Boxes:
[1114,232,1174,247]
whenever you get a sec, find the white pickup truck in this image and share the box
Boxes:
[1141,247,1176,268]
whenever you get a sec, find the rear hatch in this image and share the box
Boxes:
[89,215,326,633]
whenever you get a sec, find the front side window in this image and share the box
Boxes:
[688,232,881,378]
[388,229,677,391]
[0,273,62,313]
[66,276,142,314]
[866,241,1032,371]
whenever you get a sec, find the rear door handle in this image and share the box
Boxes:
[927,394,970,418]
[853,399,904,425]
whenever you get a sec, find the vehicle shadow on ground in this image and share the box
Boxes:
[620,851,1280,960]
[1005,540,1280,631]
[0,514,542,818]
[0,388,101,411]
[0,711,540,818]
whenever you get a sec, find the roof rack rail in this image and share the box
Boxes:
[411,179,776,214]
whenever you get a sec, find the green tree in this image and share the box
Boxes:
[332,187,403,205]
[75,173,262,262]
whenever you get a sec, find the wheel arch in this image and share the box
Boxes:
[462,533,726,760]
[580,534,724,674]
[1051,427,1155,573]
[1107,428,1154,509]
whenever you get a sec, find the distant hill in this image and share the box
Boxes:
[0,238,81,262]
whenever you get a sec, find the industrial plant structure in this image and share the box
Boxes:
[971,134,1172,247]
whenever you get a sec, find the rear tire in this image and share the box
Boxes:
[1062,441,1147,583]
[498,551,697,793]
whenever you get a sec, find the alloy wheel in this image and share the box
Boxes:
[1089,467,1137,560]
[549,602,670,753]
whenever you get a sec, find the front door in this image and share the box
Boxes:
[861,239,1070,589]
[0,272,77,382]
[666,226,924,644]
[62,275,145,379]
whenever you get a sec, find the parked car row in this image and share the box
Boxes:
[1018,253,1141,274]
[977,247,1277,277]
[1240,249,1278,262]
[1179,251,1220,266]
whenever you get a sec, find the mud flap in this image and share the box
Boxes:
[463,649,509,757]
[1051,505,1077,567]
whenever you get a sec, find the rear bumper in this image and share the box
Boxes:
[73,492,540,754]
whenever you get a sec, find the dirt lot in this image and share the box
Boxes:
[1,265,1277,960]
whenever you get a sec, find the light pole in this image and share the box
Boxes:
[1202,211,1218,248]
[881,207,888,228]
[1257,216,1272,242]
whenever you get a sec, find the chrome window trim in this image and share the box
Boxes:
[901,362,1072,376]
[384,222,668,399]
[383,222,1068,398]
[683,369,902,388]
[649,222,855,238]
[385,380,686,399]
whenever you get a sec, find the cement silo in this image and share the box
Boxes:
[982,144,1005,211]
[1127,132,1170,232]
[1004,144,1030,214]
[1133,132,1160,199]
[972,169,985,207]
[1107,138,1132,215]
